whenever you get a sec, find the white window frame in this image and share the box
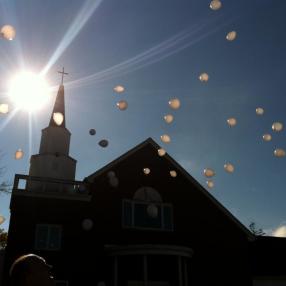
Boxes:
[35,224,62,251]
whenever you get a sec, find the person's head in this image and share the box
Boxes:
[9,254,55,286]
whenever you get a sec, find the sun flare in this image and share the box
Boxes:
[8,71,50,112]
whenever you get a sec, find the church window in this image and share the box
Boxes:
[122,187,173,231]
[35,224,62,250]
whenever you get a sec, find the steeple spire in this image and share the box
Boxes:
[49,68,68,128]
[28,67,77,188]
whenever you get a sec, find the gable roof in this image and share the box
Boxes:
[85,137,255,241]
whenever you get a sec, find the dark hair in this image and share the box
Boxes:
[9,254,47,286]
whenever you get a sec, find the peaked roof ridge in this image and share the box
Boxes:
[85,137,157,180]
[85,137,254,240]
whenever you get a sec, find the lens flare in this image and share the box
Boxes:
[8,71,50,112]
[0,104,9,114]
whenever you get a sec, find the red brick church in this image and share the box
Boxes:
[2,80,286,286]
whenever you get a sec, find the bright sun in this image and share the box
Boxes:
[8,71,50,112]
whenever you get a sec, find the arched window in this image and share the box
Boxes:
[133,186,162,203]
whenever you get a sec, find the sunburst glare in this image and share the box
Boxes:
[41,0,104,76]
[8,71,50,112]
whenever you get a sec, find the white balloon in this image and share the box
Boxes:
[227,118,237,127]
[204,168,215,178]
[147,204,158,218]
[143,168,151,175]
[199,73,209,82]
[272,122,283,132]
[53,112,64,126]
[82,219,93,231]
[168,98,180,110]
[160,134,171,143]
[15,149,23,160]
[113,85,125,93]
[170,170,177,177]
[158,148,166,156]
[109,176,119,187]
[0,25,16,40]
[274,148,286,157]
[164,114,174,124]
[209,0,222,10]
[224,163,234,173]
[116,100,128,110]
[206,180,214,188]
[0,104,9,114]
[263,134,272,142]
[226,31,237,41]
[107,171,116,178]
[256,107,264,115]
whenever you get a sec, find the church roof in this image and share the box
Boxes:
[49,84,66,127]
[85,137,255,240]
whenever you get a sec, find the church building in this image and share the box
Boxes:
[2,77,286,286]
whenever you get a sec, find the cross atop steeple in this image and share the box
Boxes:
[58,67,68,85]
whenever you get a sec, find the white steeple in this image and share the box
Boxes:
[28,68,76,191]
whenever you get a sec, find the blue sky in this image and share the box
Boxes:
[0,0,286,234]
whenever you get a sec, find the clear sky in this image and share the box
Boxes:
[0,0,286,235]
